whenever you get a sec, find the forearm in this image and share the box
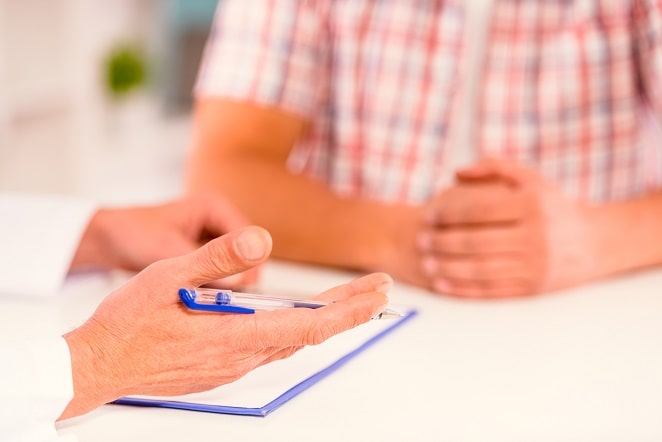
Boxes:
[186,150,422,274]
[590,191,662,278]
[186,98,427,281]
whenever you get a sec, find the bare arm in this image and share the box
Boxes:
[185,98,428,287]
[589,191,662,279]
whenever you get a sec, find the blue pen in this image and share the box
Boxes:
[179,287,404,320]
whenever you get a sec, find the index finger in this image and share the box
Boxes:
[426,182,530,226]
[313,272,393,303]
[253,290,389,348]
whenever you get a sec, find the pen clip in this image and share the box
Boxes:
[178,288,256,314]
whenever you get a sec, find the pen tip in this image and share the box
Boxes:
[373,308,406,320]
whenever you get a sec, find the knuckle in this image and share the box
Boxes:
[197,251,231,277]
[141,258,177,285]
[200,240,244,275]
[305,321,336,346]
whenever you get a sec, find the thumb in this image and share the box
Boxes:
[160,225,272,288]
[456,162,500,181]
[456,159,532,186]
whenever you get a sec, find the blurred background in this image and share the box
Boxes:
[0,0,218,204]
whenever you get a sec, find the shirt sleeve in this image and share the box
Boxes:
[194,0,329,118]
[634,0,662,114]
[0,337,77,442]
[632,0,662,188]
[0,192,96,297]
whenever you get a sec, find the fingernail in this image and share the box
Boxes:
[376,278,393,294]
[236,229,269,261]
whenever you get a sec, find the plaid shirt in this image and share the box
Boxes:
[196,0,662,204]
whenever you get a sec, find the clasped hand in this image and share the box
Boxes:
[417,159,599,297]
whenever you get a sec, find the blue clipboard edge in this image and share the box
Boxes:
[113,309,418,417]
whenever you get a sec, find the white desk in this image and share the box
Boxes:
[3,262,662,442]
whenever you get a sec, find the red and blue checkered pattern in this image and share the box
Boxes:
[196,0,662,204]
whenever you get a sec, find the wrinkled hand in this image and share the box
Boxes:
[71,192,257,287]
[61,226,391,419]
[417,159,599,297]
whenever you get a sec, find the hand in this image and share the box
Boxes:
[417,159,599,297]
[60,226,391,419]
[372,204,432,290]
[71,192,257,287]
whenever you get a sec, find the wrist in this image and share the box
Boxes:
[587,195,662,278]
[70,209,113,270]
[59,321,126,420]
[363,202,426,282]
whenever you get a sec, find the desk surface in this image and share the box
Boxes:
[2,261,662,442]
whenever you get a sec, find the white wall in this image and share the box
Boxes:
[0,0,188,205]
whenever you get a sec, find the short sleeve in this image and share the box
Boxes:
[633,0,662,186]
[634,1,662,112]
[194,0,329,118]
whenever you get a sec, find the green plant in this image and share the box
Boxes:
[104,45,147,97]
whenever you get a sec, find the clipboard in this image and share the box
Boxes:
[113,308,417,416]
